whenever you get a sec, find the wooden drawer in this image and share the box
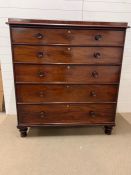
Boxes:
[18,104,116,125]
[13,46,123,65]
[14,65,120,84]
[16,84,118,103]
[11,28,125,46]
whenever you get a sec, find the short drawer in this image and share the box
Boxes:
[11,27,125,46]
[13,46,123,65]
[16,84,118,103]
[18,104,116,125]
[14,65,120,84]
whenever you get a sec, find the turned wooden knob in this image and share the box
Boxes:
[94,52,101,59]
[95,34,102,41]
[35,33,44,39]
[92,71,99,78]
[40,111,46,118]
[39,91,45,97]
[89,111,96,117]
[90,91,96,97]
[37,52,44,58]
[38,72,45,77]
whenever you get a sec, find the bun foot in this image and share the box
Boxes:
[17,126,28,137]
[104,126,113,135]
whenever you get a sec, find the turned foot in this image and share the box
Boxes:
[104,126,113,135]
[17,126,28,137]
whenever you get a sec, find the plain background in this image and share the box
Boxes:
[0,0,131,114]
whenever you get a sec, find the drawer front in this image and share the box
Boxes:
[13,46,123,64]
[18,104,116,124]
[11,28,125,46]
[16,84,118,103]
[14,65,120,84]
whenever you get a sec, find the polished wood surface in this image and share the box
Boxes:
[14,64,120,83]
[7,18,128,28]
[7,18,128,136]
[18,104,116,124]
[16,84,118,103]
[13,46,123,65]
[11,28,125,46]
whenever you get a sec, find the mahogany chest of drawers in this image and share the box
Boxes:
[7,18,128,137]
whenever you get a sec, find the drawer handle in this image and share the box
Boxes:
[92,71,99,78]
[90,91,96,97]
[38,72,45,77]
[94,52,101,59]
[95,35,102,41]
[89,111,96,117]
[39,91,45,97]
[37,52,44,58]
[35,33,44,39]
[40,111,46,118]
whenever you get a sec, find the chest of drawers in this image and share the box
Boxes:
[7,18,128,137]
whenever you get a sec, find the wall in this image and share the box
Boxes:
[0,0,131,114]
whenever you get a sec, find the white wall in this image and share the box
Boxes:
[0,0,131,114]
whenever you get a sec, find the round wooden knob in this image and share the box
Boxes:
[95,35,102,41]
[90,91,96,97]
[38,72,45,77]
[92,71,99,78]
[89,111,96,117]
[40,111,46,118]
[94,52,101,59]
[35,33,44,39]
[39,91,44,97]
[37,52,44,58]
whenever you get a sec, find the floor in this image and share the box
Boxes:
[0,113,131,175]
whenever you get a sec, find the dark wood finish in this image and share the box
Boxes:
[104,126,113,135]
[11,28,125,46]
[14,64,120,83]
[17,126,28,137]
[17,104,116,125]
[7,18,128,28]
[13,46,123,65]
[16,84,118,103]
[7,18,128,136]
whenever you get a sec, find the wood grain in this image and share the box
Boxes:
[7,18,128,136]
[11,28,125,46]
[14,64,120,84]
[13,46,123,65]
[18,104,116,124]
[16,84,118,103]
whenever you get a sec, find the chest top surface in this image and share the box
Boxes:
[7,18,128,29]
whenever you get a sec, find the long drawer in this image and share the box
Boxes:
[13,46,123,64]
[11,28,125,46]
[16,84,118,103]
[18,104,116,125]
[14,65,120,84]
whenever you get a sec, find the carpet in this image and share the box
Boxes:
[0,113,131,175]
